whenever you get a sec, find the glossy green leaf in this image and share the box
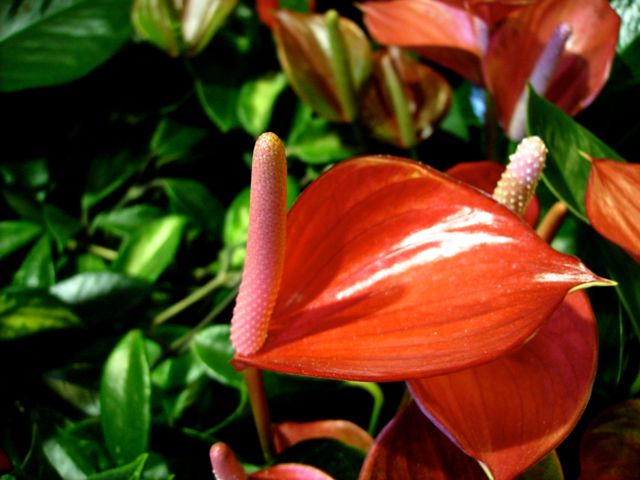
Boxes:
[237,71,288,136]
[191,324,244,389]
[0,290,81,340]
[12,235,54,288]
[620,35,640,80]
[100,331,151,465]
[611,0,640,51]
[92,205,165,238]
[0,0,132,91]
[82,152,145,212]
[49,271,151,321]
[161,178,224,237]
[287,115,357,164]
[0,220,42,260]
[43,430,98,479]
[113,215,187,282]
[518,451,564,480]
[150,119,208,162]
[527,89,623,221]
[45,375,101,416]
[88,453,149,480]
[276,439,365,480]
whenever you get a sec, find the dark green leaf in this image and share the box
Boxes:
[191,324,243,389]
[620,35,640,80]
[222,187,250,249]
[150,119,208,163]
[43,204,83,251]
[161,178,224,237]
[195,70,240,132]
[276,439,365,480]
[88,454,149,480]
[0,0,132,91]
[45,375,101,416]
[100,331,151,465]
[237,71,288,136]
[13,235,55,288]
[113,215,187,282]
[0,290,81,340]
[43,429,99,478]
[92,205,165,238]
[527,89,623,221]
[49,271,151,321]
[0,157,49,189]
[83,152,145,212]
[0,220,42,260]
[2,189,43,221]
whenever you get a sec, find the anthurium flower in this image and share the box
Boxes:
[359,47,452,148]
[585,158,640,263]
[256,0,316,28]
[210,442,334,479]
[132,0,238,57]
[230,133,608,478]
[361,0,619,139]
[272,10,372,122]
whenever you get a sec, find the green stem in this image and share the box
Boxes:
[381,52,415,149]
[87,244,118,261]
[326,9,357,121]
[344,381,384,435]
[244,367,274,463]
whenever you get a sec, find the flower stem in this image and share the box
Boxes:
[244,367,274,463]
[381,50,416,149]
[536,201,568,243]
[326,9,357,121]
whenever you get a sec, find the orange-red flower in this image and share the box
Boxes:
[361,0,620,139]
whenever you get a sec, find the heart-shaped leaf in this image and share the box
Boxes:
[235,156,602,381]
[409,291,597,480]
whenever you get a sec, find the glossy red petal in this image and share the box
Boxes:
[274,420,373,454]
[409,291,597,480]
[447,160,540,226]
[361,0,487,84]
[586,159,640,263]
[579,399,640,480]
[250,464,334,480]
[257,0,317,28]
[358,402,487,479]
[235,156,601,381]
[485,0,619,132]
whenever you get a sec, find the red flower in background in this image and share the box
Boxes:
[361,0,620,139]
[229,133,608,477]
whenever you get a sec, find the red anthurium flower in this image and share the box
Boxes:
[585,158,640,263]
[230,133,607,477]
[256,0,316,28]
[231,134,602,379]
[361,0,619,139]
[273,420,373,454]
[210,442,334,479]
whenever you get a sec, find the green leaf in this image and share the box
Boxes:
[160,178,224,237]
[191,324,243,389]
[88,454,149,480]
[49,271,151,321]
[611,0,640,51]
[100,331,151,465]
[113,215,187,282]
[150,119,208,163]
[287,105,357,164]
[222,187,250,249]
[45,375,101,416]
[598,238,640,341]
[519,451,564,480]
[0,290,81,340]
[13,235,55,288]
[92,205,165,238]
[276,439,365,480]
[83,152,145,212]
[196,71,240,132]
[0,157,49,189]
[237,71,288,136]
[43,204,83,251]
[620,35,640,80]
[527,89,623,221]
[0,0,132,91]
[0,220,42,260]
[43,429,99,478]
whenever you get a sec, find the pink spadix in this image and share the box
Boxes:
[230,133,287,355]
[493,136,547,217]
[508,22,572,140]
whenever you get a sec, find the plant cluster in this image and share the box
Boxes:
[1,0,640,479]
